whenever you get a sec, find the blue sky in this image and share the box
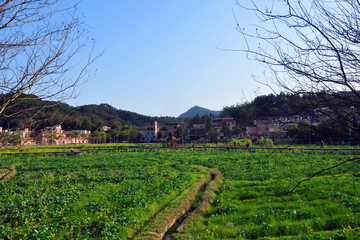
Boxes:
[63,1,272,117]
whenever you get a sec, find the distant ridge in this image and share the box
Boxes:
[179,105,221,118]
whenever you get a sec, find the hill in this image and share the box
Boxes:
[0,95,190,131]
[221,93,313,125]
[179,105,220,118]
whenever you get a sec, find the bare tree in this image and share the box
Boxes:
[236,0,360,192]
[0,0,100,128]
[237,0,360,139]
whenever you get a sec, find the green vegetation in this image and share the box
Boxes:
[258,138,274,147]
[0,143,162,154]
[0,151,200,239]
[222,93,307,125]
[0,95,190,132]
[1,148,360,239]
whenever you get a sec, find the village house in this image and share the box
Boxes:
[15,128,30,138]
[246,113,318,139]
[159,123,180,140]
[245,119,269,139]
[46,125,62,133]
[21,137,36,146]
[165,123,179,134]
[76,130,92,134]
[101,126,111,132]
[211,116,236,140]
[187,123,206,141]
[0,124,90,146]
[40,125,90,145]
[269,115,313,126]
[139,120,159,142]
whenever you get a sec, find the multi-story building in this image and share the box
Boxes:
[187,124,206,140]
[211,116,236,140]
[245,119,269,139]
[165,123,179,134]
[46,125,62,133]
[269,115,313,126]
[246,115,315,139]
[139,120,158,141]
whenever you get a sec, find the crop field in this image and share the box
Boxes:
[4,140,360,155]
[1,148,360,239]
[0,143,164,154]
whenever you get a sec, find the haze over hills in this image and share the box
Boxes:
[178,105,221,118]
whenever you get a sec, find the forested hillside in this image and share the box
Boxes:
[0,92,332,132]
[221,93,312,125]
[0,95,189,131]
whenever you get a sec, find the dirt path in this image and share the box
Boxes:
[134,168,223,240]
[174,169,223,234]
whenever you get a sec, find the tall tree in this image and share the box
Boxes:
[232,123,242,138]
[0,0,100,128]
[221,123,231,140]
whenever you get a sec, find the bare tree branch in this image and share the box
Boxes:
[287,157,360,194]
[0,0,102,128]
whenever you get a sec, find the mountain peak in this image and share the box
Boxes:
[178,106,221,118]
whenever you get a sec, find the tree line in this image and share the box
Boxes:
[0,95,190,141]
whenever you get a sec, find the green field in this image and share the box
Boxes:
[0,143,163,154]
[1,147,360,239]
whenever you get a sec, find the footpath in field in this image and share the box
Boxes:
[134,168,223,240]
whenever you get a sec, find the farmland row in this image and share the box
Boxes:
[1,149,360,239]
[0,151,211,239]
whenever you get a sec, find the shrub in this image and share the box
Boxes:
[258,138,274,147]
[231,138,252,147]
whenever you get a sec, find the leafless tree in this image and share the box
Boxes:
[237,0,360,192]
[0,0,100,129]
[237,0,360,137]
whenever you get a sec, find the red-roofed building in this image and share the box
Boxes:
[101,126,111,132]
[21,137,36,146]
[40,132,90,145]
